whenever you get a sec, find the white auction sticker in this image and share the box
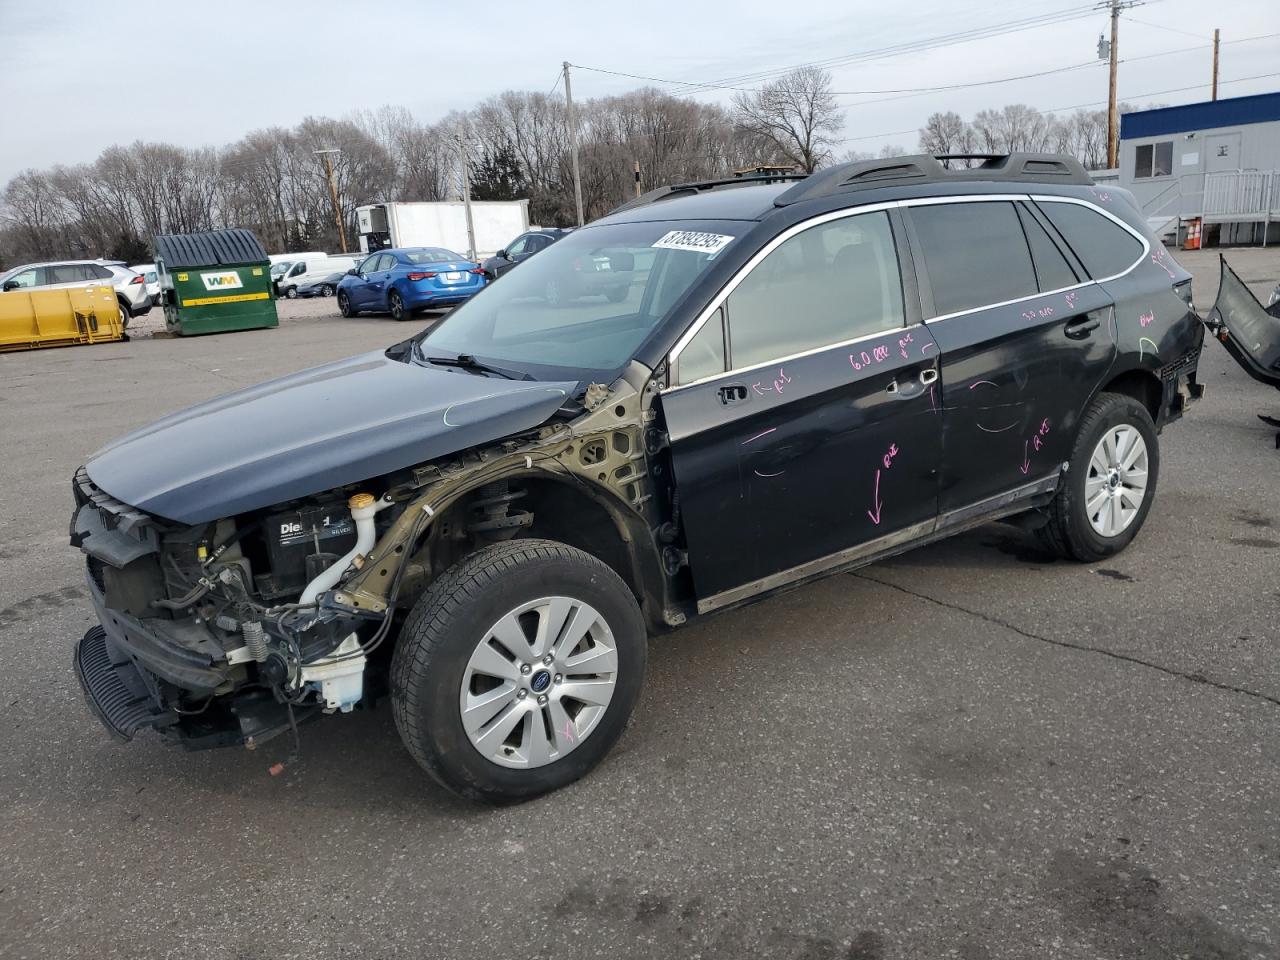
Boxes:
[651,230,735,256]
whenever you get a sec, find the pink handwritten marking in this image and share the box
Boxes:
[969,380,998,390]
[1064,291,1079,310]
[1138,336,1159,360]
[1088,186,1113,203]
[929,385,937,413]
[563,719,575,743]
[754,468,784,478]
[872,344,890,362]
[751,382,768,396]
[867,469,883,525]
[898,332,914,359]
[1020,442,1031,475]
[1151,249,1175,279]
[882,442,899,470]
[1139,310,1154,327]
[773,368,791,393]
[1018,418,1051,474]
[921,342,936,356]
[1023,305,1055,321]
[742,427,776,445]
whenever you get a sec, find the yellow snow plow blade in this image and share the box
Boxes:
[0,285,125,353]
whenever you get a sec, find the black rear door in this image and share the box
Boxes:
[660,208,942,608]
[903,198,1117,516]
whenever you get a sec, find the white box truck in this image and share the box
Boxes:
[355,200,530,259]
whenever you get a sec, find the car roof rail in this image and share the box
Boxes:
[609,172,809,214]
[773,152,1092,206]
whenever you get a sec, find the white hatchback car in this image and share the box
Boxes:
[0,259,151,323]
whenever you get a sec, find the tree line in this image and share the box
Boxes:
[0,67,1127,267]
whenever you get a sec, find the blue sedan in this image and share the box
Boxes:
[337,247,488,320]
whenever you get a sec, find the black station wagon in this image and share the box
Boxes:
[72,153,1205,802]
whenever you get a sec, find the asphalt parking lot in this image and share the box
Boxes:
[1,249,1277,960]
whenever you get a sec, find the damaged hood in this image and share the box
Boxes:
[86,351,576,524]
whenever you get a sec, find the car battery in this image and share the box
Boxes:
[263,501,358,594]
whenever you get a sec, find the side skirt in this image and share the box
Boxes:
[695,471,1062,616]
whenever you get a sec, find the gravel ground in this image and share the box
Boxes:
[0,247,1277,960]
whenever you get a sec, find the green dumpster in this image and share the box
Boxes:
[155,229,278,336]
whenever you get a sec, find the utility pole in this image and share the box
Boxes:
[314,148,347,252]
[1106,0,1121,170]
[455,132,477,261]
[633,160,642,199]
[1211,28,1220,100]
[563,61,585,227]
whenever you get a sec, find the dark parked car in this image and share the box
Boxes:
[296,272,345,298]
[481,228,570,280]
[337,247,486,320]
[72,153,1212,803]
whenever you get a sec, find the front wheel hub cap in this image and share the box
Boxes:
[459,596,618,769]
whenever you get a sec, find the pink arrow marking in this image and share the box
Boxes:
[1019,441,1031,475]
[969,379,998,390]
[867,469,884,524]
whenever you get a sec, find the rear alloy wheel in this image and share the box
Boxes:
[337,291,354,317]
[284,286,298,299]
[320,284,334,297]
[389,289,407,321]
[1038,392,1159,561]
[391,539,646,803]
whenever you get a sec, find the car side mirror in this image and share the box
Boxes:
[497,249,509,260]
[346,268,357,276]
[2,280,19,292]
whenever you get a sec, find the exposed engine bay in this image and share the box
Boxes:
[71,366,676,750]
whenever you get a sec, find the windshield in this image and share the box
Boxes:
[270,262,291,277]
[418,219,740,375]
[405,248,465,264]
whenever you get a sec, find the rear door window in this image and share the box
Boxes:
[1016,205,1080,292]
[909,201,1038,316]
[1036,200,1145,280]
[723,210,905,371]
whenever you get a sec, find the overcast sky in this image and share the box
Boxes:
[2,0,1276,184]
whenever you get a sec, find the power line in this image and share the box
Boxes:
[571,2,1115,97]
[1120,12,1210,40]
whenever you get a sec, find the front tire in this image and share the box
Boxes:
[391,539,646,803]
[389,289,407,321]
[337,291,355,317]
[284,285,298,299]
[321,284,334,297]
[1038,392,1159,561]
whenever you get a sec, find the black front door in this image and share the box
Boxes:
[660,208,943,605]
[904,199,1117,514]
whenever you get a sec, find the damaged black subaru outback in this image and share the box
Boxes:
[73,154,1205,802]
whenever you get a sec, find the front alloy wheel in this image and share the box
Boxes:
[391,539,646,803]
[321,284,334,297]
[1085,425,1149,537]
[460,597,618,768]
[337,291,354,317]
[285,285,298,299]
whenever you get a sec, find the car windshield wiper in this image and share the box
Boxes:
[421,353,528,380]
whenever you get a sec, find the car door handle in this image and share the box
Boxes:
[1064,315,1101,339]
[718,384,748,404]
[919,367,938,385]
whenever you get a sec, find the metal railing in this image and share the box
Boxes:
[1202,170,1280,221]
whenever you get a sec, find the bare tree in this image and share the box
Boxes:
[731,67,844,173]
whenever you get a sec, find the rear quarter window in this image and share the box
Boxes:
[1037,200,1145,280]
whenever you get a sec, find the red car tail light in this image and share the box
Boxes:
[129,275,144,284]
[407,272,436,281]
[469,267,485,275]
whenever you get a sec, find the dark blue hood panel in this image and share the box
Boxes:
[86,351,575,524]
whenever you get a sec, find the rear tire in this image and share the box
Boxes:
[321,284,334,297]
[391,539,646,803]
[1038,392,1159,561]
[606,285,628,303]
[284,286,298,299]
[389,289,407,321]
[338,291,355,317]
[116,298,132,327]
